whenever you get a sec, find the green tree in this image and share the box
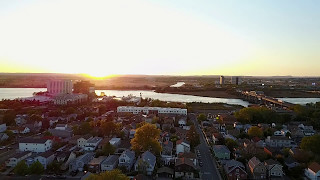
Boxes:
[186,125,200,149]
[29,161,44,175]
[197,113,206,122]
[300,134,320,154]
[248,126,263,138]
[131,123,162,154]
[225,138,238,151]
[14,160,29,176]
[86,169,129,180]
[96,142,116,157]
[3,111,16,126]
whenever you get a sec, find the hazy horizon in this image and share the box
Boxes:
[1,0,320,77]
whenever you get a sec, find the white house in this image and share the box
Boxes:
[19,138,52,153]
[305,162,320,180]
[134,151,156,175]
[84,137,102,151]
[55,124,68,130]
[6,151,32,167]
[34,151,55,169]
[178,119,187,128]
[0,123,7,133]
[118,150,135,171]
[117,106,187,115]
[77,135,93,148]
[176,140,190,155]
[101,155,119,172]
[109,138,121,147]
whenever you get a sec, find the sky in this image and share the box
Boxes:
[0,0,319,77]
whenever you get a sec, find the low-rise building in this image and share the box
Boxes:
[88,156,108,173]
[305,162,320,180]
[213,145,230,160]
[176,139,190,155]
[117,106,187,116]
[77,134,93,148]
[265,136,297,148]
[118,150,135,171]
[19,138,52,153]
[134,151,156,175]
[248,157,267,179]
[6,151,32,167]
[264,159,283,178]
[175,158,197,179]
[34,151,55,169]
[101,155,119,172]
[69,153,94,172]
[224,160,247,180]
[84,137,102,151]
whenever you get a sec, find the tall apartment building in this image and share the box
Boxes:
[47,80,73,95]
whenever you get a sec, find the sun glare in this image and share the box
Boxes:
[84,72,116,79]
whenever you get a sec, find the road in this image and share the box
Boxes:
[189,113,222,180]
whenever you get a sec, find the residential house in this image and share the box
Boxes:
[248,157,267,179]
[213,145,230,160]
[19,138,52,153]
[305,162,320,180]
[178,118,187,128]
[264,159,283,178]
[284,157,300,169]
[118,150,135,171]
[55,124,68,130]
[15,114,27,125]
[0,123,7,133]
[129,129,136,139]
[176,139,190,155]
[161,141,174,165]
[224,160,247,180]
[265,136,297,148]
[48,128,73,139]
[88,156,108,173]
[34,151,55,169]
[77,134,93,148]
[233,122,243,130]
[0,133,9,141]
[160,132,171,142]
[101,155,119,172]
[156,167,174,179]
[6,151,32,167]
[134,151,156,175]
[10,126,30,134]
[69,152,94,172]
[175,158,197,179]
[84,137,102,151]
[178,152,197,166]
[109,138,121,147]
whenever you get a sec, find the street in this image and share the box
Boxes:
[190,113,222,180]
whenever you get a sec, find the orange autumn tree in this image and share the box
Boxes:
[131,123,162,154]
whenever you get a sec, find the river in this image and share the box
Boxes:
[0,88,319,106]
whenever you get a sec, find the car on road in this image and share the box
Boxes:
[0,146,6,150]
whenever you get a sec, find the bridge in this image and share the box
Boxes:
[239,90,295,108]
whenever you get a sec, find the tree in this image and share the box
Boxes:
[86,169,129,180]
[66,107,76,115]
[300,134,320,154]
[197,113,206,122]
[3,111,16,126]
[100,121,118,137]
[14,160,29,176]
[248,126,263,138]
[225,138,238,151]
[186,125,200,149]
[43,131,53,136]
[28,161,44,175]
[47,161,61,174]
[131,123,162,154]
[96,142,116,157]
